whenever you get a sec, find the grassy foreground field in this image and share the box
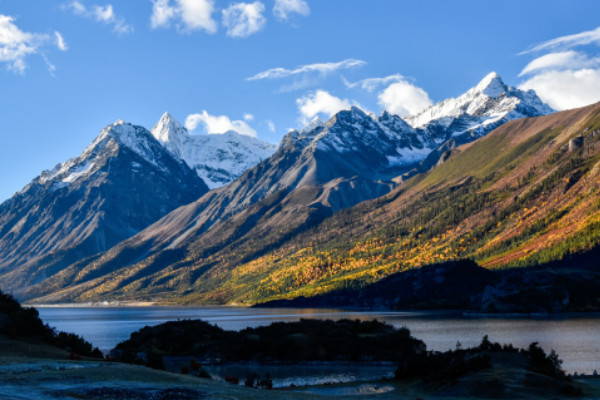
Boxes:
[2,329,599,400]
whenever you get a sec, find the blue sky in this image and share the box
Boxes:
[1,0,600,202]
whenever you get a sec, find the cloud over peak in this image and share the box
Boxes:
[296,90,352,121]
[185,110,257,137]
[377,80,432,117]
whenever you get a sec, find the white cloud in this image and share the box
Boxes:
[273,0,309,22]
[150,0,217,34]
[93,4,114,22]
[266,120,276,132]
[344,73,405,92]
[243,113,254,121]
[519,51,600,76]
[521,26,600,54]
[185,110,257,137]
[54,31,68,51]
[377,80,432,116]
[42,54,56,76]
[247,59,366,81]
[222,2,266,38]
[150,0,176,28]
[67,1,87,14]
[518,27,600,110]
[519,69,600,110]
[296,90,351,120]
[0,15,55,74]
[64,1,133,34]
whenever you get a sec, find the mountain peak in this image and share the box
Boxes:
[474,71,506,97]
[160,111,174,121]
[404,71,551,132]
[300,116,325,135]
[350,105,364,114]
[146,113,277,189]
[151,112,187,144]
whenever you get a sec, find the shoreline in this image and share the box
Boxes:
[28,302,600,318]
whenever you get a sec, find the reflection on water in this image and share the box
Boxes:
[37,306,600,374]
[193,362,395,388]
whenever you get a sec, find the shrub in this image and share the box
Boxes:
[0,288,102,358]
[526,342,564,378]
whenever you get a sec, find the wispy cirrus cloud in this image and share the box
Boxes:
[520,26,600,54]
[519,51,600,76]
[247,59,366,81]
[266,120,276,132]
[54,31,68,51]
[519,26,600,110]
[63,1,133,34]
[343,73,405,92]
[247,59,366,92]
[0,15,65,74]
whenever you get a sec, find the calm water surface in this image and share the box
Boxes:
[37,306,600,374]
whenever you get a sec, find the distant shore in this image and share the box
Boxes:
[28,301,159,308]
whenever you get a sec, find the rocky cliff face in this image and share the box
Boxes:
[0,120,208,295]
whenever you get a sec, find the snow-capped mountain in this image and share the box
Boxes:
[405,72,553,140]
[0,72,555,303]
[279,106,430,180]
[151,113,277,188]
[283,72,552,175]
[0,120,208,294]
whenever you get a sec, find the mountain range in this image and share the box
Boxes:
[2,72,585,306]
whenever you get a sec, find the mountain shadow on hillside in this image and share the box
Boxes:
[257,249,600,313]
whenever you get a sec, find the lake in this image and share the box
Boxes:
[37,306,600,375]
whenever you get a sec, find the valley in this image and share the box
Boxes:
[0,73,598,312]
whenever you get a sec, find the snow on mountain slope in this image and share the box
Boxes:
[0,119,208,295]
[36,120,172,189]
[291,106,429,170]
[279,72,554,175]
[405,72,554,136]
[151,113,277,188]
[68,73,546,193]
[8,72,557,304]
